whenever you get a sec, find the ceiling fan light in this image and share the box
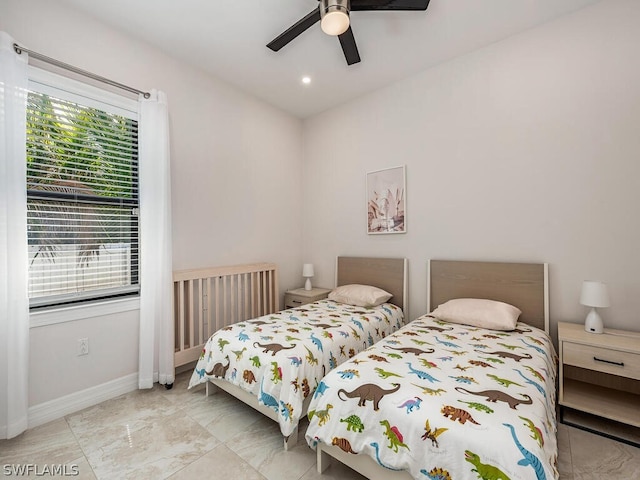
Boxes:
[321,11,349,36]
[320,0,350,36]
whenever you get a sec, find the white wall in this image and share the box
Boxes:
[0,0,304,410]
[302,0,640,340]
[3,0,639,422]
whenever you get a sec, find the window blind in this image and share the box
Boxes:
[26,89,140,308]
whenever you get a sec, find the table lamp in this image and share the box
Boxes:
[580,280,610,334]
[303,264,314,291]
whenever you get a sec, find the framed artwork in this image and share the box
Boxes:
[366,165,406,234]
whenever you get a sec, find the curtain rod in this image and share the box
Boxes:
[13,43,151,99]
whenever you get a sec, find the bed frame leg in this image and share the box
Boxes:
[317,446,331,473]
[205,381,219,397]
[283,424,298,451]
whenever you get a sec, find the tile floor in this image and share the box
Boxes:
[1,371,639,479]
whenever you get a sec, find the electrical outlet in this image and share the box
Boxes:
[77,338,89,356]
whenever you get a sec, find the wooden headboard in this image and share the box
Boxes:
[336,256,408,313]
[428,260,549,332]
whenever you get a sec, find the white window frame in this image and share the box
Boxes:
[26,66,141,316]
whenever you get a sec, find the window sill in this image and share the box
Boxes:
[30,296,140,328]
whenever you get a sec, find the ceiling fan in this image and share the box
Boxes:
[267,0,431,66]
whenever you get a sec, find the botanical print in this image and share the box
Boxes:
[367,166,406,234]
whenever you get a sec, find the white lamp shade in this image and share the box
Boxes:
[580,281,610,308]
[302,264,315,278]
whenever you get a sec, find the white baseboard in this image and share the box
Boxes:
[28,373,139,429]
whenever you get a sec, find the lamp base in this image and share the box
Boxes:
[304,278,312,291]
[584,307,604,334]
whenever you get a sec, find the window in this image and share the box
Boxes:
[26,69,140,308]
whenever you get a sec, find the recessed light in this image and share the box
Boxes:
[301,76,311,85]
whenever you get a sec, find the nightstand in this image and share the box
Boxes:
[284,287,331,309]
[558,322,640,437]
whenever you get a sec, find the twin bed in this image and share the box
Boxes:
[307,260,557,480]
[188,256,408,449]
[189,258,559,479]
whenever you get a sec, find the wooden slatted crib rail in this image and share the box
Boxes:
[173,262,279,368]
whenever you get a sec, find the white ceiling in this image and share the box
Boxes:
[60,0,600,118]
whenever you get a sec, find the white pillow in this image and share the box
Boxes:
[430,298,521,331]
[328,284,393,308]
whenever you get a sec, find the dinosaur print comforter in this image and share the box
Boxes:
[188,299,404,437]
[305,315,558,480]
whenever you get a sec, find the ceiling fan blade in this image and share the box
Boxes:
[267,9,321,51]
[338,26,361,66]
[351,0,430,11]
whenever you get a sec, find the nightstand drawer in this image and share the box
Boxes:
[285,294,308,308]
[563,341,640,381]
[284,287,332,309]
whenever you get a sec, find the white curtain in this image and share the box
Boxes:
[138,90,174,388]
[0,31,30,439]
